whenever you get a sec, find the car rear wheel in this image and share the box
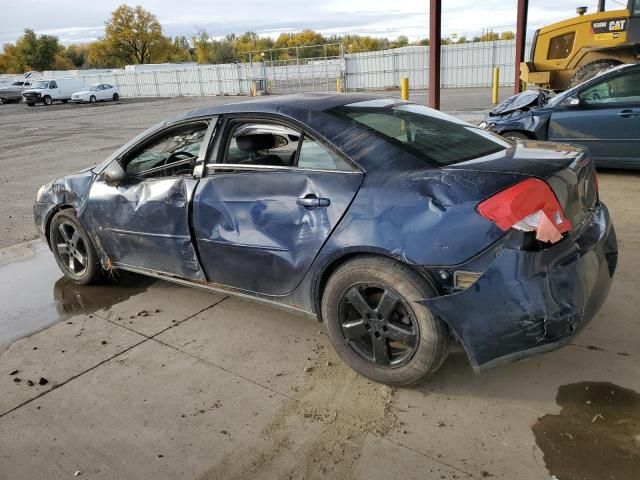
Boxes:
[321,256,452,386]
[89,95,96,104]
[113,93,119,101]
[502,131,530,141]
[49,210,103,285]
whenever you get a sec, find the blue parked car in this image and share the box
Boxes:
[481,63,640,169]
[34,94,617,385]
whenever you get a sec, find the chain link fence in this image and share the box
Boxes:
[71,39,530,98]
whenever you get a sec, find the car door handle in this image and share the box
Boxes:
[297,195,330,209]
[618,109,639,118]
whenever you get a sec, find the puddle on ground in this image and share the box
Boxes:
[0,241,154,352]
[533,382,640,480]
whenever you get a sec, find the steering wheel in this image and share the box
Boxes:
[161,151,197,176]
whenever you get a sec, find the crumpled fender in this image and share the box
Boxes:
[422,204,618,372]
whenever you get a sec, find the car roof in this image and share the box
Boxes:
[175,93,387,123]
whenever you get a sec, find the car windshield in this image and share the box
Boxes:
[33,81,49,89]
[90,85,99,91]
[329,100,507,166]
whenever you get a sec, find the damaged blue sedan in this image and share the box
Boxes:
[34,94,617,386]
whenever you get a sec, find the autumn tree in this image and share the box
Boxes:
[500,31,515,40]
[104,4,168,64]
[0,44,22,73]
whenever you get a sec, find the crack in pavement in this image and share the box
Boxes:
[151,336,297,402]
[0,298,228,419]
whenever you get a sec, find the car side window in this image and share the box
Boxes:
[49,81,58,89]
[222,122,300,167]
[125,121,209,178]
[297,135,352,171]
[579,71,640,105]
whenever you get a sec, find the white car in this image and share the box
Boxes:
[71,84,119,104]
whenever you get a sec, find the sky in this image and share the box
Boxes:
[0,0,614,47]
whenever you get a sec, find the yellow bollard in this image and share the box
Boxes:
[336,77,342,93]
[492,67,500,104]
[401,77,409,101]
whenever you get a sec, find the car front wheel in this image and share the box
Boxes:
[49,209,103,285]
[43,96,52,106]
[322,256,452,386]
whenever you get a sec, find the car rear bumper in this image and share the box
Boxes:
[424,202,618,373]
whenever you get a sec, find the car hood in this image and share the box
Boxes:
[489,89,553,116]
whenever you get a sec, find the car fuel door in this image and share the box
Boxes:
[87,119,216,280]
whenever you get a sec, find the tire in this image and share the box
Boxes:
[321,256,452,386]
[113,93,119,101]
[49,209,103,285]
[501,131,530,141]
[569,60,622,87]
[89,95,96,104]
[43,95,53,106]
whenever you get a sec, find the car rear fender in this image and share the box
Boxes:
[422,203,617,372]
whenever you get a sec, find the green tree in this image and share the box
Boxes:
[17,29,64,70]
[65,44,89,68]
[0,29,67,73]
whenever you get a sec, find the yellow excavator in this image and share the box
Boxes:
[521,0,640,90]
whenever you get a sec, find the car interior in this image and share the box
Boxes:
[580,70,640,104]
[221,121,352,171]
[124,122,209,178]
[225,123,301,167]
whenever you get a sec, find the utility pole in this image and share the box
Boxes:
[429,0,441,109]
[515,0,529,93]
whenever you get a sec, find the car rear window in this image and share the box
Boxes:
[329,99,507,166]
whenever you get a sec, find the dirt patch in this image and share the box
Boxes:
[199,342,397,480]
[533,382,640,480]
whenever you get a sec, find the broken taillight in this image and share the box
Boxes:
[477,178,572,244]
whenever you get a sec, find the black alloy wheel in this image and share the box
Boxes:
[322,256,452,386]
[338,284,418,367]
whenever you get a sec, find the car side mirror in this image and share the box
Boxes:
[101,160,127,186]
[564,96,580,107]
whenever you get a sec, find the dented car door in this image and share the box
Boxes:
[192,117,364,296]
[87,119,214,280]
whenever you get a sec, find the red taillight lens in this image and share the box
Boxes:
[477,178,572,243]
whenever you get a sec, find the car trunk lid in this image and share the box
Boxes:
[446,141,598,231]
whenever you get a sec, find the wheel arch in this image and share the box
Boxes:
[44,204,76,248]
[313,250,439,322]
[500,129,536,140]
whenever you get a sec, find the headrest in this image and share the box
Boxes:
[236,134,275,152]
